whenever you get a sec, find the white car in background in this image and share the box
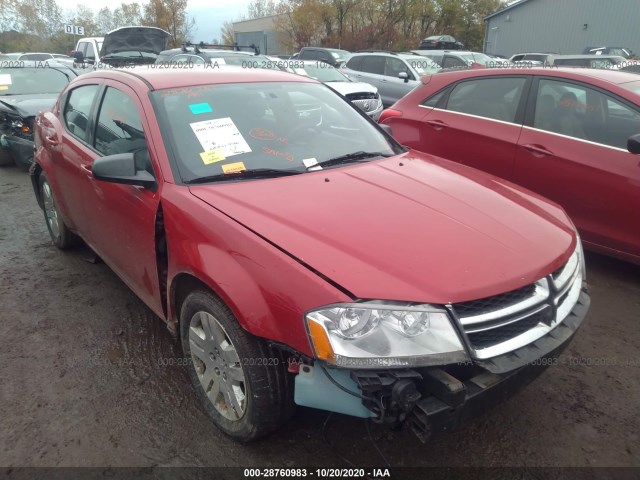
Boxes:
[285,60,383,121]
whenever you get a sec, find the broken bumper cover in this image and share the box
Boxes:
[3,135,34,169]
[408,288,590,441]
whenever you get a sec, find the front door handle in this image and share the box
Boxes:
[80,164,93,177]
[522,144,554,157]
[44,136,59,146]
[426,119,449,130]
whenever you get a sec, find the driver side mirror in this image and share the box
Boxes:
[92,152,156,191]
[73,51,84,63]
[398,71,409,83]
[628,133,640,155]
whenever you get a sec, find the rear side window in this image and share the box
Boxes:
[361,56,385,75]
[420,89,448,108]
[85,42,96,60]
[446,77,526,123]
[94,87,147,157]
[64,85,99,142]
[346,56,363,71]
[443,56,467,69]
[299,49,317,60]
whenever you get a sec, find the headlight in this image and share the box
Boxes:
[305,302,468,368]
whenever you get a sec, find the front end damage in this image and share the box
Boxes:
[293,244,590,442]
[0,108,35,169]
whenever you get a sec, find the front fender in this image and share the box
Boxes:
[162,185,350,357]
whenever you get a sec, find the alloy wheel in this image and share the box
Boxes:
[188,311,247,420]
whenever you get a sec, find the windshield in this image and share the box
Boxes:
[330,50,349,61]
[294,64,347,82]
[0,67,72,95]
[152,82,400,183]
[458,52,495,66]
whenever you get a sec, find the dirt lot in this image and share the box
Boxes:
[1,165,639,474]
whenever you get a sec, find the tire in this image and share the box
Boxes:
[38,172,79,249]
[180,289,295,442]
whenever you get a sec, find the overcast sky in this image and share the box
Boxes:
[57,0,253,42]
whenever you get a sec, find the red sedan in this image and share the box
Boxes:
[31,67,589,442]
[379,68,640,265]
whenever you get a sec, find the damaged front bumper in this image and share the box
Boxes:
[295,288,590,442]
[2,134,34,169]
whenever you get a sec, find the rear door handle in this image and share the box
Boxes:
[522,144,554,157]
[426,119,449,130]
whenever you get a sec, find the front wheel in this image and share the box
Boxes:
[180,290,294,442]
[39,173,78,249]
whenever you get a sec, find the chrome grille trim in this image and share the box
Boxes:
[451,244,584,360]
[463,303,549,334]
[351,98,382,113]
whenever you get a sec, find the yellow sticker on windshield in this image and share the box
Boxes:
[222,162,246,174]
[0,86,8,90]
[200,149,226,164]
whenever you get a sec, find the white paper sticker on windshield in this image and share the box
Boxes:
[303,157,322,171]
[190,117,252,158]
[208,58,227,65]
[0,74,12,85]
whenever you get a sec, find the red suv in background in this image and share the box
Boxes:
[380,68,640,265]
[31,66,589,442]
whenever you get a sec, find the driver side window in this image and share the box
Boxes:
[94,87,149,165]
[64,85,99,142]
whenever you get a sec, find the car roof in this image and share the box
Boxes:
[428,67,640,86]
[74,65,318,90]
[552,54,624,60]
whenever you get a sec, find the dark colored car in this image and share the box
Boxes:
[0,61,77,169]
[297,47,350,67]
[379,68,640,264]
[31,67,588,443]
[418,35,464,50]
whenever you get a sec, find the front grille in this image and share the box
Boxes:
[346,92,377,101]
[451,245,583,359]
[350,97,381,113]
[454,283,536,318]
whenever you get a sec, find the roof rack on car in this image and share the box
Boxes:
[181,42,260,55]
[355,50,400,54]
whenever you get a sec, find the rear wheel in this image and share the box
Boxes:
[39,173,78,249]
[180,289,294,441]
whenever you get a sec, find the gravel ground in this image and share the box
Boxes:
[1,165,639,476]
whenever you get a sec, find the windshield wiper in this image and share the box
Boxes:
[185,168,301,184]
[307,151,392,171]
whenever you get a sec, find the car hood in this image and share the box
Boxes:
[326,81,378,96]
[0,94,58,117]
[189,151,575,304]
[102,26,170,57]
